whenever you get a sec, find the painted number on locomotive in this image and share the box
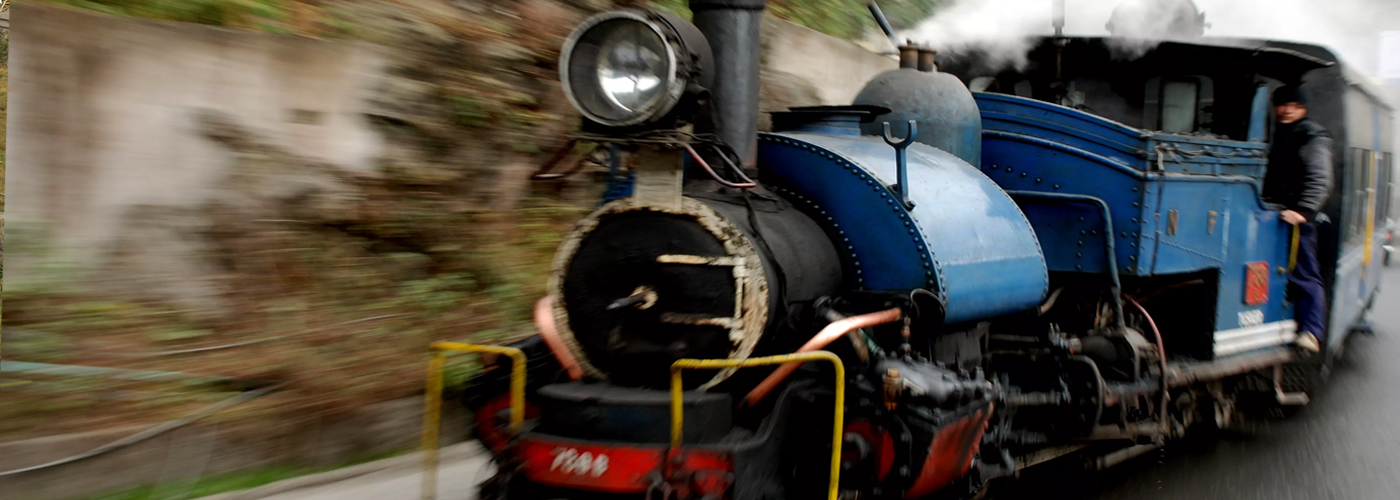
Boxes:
[549,447,609,477]
[1238,309,1264,327]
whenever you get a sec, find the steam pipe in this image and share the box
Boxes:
[744,308,903,406]
[1038,287,1065,315]
[534,296,585,380]
[684,144,757,188]
[823,309,870,362]
[1005,191,1125,329]
[690,0,766,166]
[867,2,901,51]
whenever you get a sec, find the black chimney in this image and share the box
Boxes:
[690,0,766,165]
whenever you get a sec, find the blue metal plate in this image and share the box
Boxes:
[758,132,1048,323]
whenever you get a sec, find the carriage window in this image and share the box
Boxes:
[1160,81,1199,133]
[1014,80,1033,98]
[1345,149,1366,245]
[1383,151,1394,222]
[1378,154,1391,225]
[1385,153,1396,221]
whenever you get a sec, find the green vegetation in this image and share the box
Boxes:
[83,467,309,500]
[81,449,407,500]
[770,0,945,39]
[42,0,285,26]
[37,0,946,43]
[651,0,943,41]
[769,0,874,41]
[872,0,945,30]
[36,0,354,37]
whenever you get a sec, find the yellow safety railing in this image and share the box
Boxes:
[1288,223,1301,272]
[1364,153,1377,267]
[421,341,527,500]
[670,351,846,500]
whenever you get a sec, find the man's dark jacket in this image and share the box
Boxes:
[1263,118,1334,221]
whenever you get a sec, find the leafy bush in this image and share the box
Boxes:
[651,0,943,41]
[35,0,356,37]
[44,0,286,26]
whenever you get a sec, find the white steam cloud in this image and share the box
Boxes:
[898,0,1400,77]
[895,0,1053,71]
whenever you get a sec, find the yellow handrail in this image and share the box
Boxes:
[1288,223,1301,272]
[1364,153,1377,267]
[670,352,846,500]
[421,341,527,500]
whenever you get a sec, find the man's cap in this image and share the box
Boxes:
[1272,84,1309,106]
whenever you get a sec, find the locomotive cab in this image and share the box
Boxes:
[942,35,1394,362]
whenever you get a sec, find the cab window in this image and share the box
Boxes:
[1144,76,1213,134]
[1160,81,1199,133]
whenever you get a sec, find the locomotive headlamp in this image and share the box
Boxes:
[560,10,712,128]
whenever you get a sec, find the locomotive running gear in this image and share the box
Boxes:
[1264,117,1333,222]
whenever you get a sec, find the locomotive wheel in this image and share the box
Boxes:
[1066,356,1105,432]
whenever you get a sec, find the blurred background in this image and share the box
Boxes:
[0,1,937,499]
[0,1,1397,499]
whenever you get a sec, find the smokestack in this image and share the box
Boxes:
[917,47,938,72]
[899,44,920,69]
[690,0,766,165]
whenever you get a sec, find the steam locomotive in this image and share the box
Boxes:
[464,1,1395,499]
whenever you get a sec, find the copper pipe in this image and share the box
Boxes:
[684,143,756,188]
[534,296,584,380]
[744,308,902,406]
[825,310,871,363]
[1125,296,1170,436]
[1038,287,1064,315]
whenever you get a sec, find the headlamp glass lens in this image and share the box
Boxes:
[597,22,667,113]
[564,14,678,126]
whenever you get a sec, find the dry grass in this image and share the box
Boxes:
[0,0,606,442]
[1,197,586,441]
